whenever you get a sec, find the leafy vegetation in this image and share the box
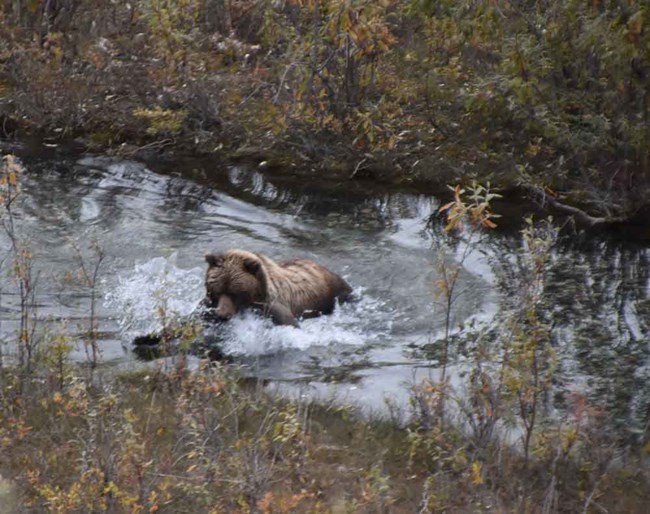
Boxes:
[1,357,647,514]
[0,1,648,221]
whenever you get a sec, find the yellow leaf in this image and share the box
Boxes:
[471,461,483,485]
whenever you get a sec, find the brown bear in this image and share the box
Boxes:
[204,249,353,326]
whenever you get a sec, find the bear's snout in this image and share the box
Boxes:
[215,294,237,320]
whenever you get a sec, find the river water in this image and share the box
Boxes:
[1,149,649,434]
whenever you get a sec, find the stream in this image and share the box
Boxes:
[1,148,650,435]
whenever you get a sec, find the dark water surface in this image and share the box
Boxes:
[1,148,649,432]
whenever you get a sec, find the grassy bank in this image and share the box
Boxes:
[1,361,416,513]
[1,359,650,514]
[1,1,649,225]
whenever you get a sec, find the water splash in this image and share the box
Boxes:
[218,287,393,356]
[104,253,205,337]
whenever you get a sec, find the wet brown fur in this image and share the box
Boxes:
[204,249,352,326]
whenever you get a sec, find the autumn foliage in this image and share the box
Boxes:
[0,1,648,218]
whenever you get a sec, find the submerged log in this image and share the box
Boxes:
[132,307,229,361]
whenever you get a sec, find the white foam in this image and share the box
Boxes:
[219,288,393,356]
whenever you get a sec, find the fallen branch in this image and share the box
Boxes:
[523,185,627,228]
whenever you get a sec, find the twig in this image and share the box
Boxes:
[274,62,299,104]
[349,157,368,178]
[583,460,614,514]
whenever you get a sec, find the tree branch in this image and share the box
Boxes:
[523,185,626,228]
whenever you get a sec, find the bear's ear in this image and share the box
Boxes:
[243,257,261,275]
[205,253,224,267]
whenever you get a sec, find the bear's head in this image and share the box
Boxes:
[204,251,265,320]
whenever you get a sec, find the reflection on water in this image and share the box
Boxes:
[543,242,650,437]
[0,152,649,435]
